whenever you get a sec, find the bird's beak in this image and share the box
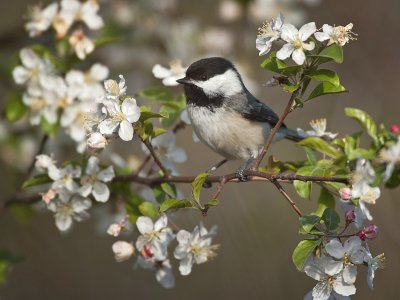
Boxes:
[176,77,192,85]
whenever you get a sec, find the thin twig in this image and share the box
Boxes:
[270,179,303,217]
[25,134,49,178]
[142,139,169,175]
[253,91,298,169]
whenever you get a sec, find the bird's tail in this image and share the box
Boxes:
[282,127,307,142]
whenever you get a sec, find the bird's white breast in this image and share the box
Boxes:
[187,105,272,160]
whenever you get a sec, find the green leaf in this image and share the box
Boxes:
[22,174,52,189]
[282,83,300,93]
[4,92,27,122]
[292,239,320,271]
[191,173,211,208]
[307,82,346,101]
[205,198,220,208]
[322,208,340,232]
[306,69,340,86]
[10,204,34,223]
[153,128,167,137]
[160,182,177,198]
[344,107,378,144]
[299,215,321,233]
[294,180,312,199]
[299,137,340,158]
[0,249,23,284]
[261,53,301,76]
[159,198,192,213]
[139,202,159,219]
[310,44,343,64]
[139,106,167,122]
[315,187,335,217]
[124,195,143,223]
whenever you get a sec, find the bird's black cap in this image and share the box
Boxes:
[177,57,237,84]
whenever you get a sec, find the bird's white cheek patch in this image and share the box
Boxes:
[194,69,242,97]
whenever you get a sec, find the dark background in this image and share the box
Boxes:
[0,0,399,299]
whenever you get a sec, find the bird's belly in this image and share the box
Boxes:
[187,106,271,160]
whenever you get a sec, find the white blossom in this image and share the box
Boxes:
[135,215,174,261]
[277,22,316,65]
[152,60,187,86]
[314,24,356,47]
[25,3,58,37]
[379,137,400,181]
[174,223,219,276]
[48,164,81,193]
[352,159,375,186]
[112,241,135,262]
[136,256,175,289]
[56,0,103,38]
[98,97,141,141]
[87,132,108,149]
[101,75,127,102]
[12,48,54,86]
[304,118,338,139]
[256,13,284,56]
[304,256,356,300]
[35,154,56,171]
[325,237,365,284]
[364,250,385,290]
[78,156,115,202]
[69,29,95,60]
[47,194,91,231]
[351,183,380,222]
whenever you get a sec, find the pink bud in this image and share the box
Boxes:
[364,224,379,240]
[339,187,352,201]
[345,210,356,224]
[356,224,378,241]
[390,124,400,134]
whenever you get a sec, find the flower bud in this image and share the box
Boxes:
[345,209,356,224]
[87,132,107,149]
[364,224,379,240]
[107,223,122,237]
[390,124,400,134]
[339,187,352,201]
[356,224,378,241]
[112,241,135,262]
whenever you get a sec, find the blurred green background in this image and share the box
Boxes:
[1,0,400,299]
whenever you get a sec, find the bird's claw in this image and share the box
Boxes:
[236,169,248,182]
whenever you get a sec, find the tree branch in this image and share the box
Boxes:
[142,139,168,175]
[2,170,349,208]
[270,179,303,217]
[253,91,298,169]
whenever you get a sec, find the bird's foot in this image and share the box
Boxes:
[202,181,212,189]
[235,168,248,182]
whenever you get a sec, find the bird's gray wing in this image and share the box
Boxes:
[240,91,286,128]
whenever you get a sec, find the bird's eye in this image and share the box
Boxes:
[201,75,207,81]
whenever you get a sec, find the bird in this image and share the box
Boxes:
[176,57,304,181]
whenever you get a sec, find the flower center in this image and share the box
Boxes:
[293,38,303,49]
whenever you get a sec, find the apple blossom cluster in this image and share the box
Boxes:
[108,215,218,289]
[256,13,356,64]
[303,236,385,300]
[12,49,109,152]
[83,75,141,147]
[338,159,381,229]
[34,154,115,231]
[25,0,104,59]
[152,60,188,87]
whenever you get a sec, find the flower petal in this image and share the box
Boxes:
[325,240,346,259]
[118,120,134,141]
[136,216,154,234]
[343,265,357,284]
[121,98,141,123]
[99,118,119,135]
[280,24,298,42]
[299,22,317,41]
[277,43,294,60]
[92,181,110,202]
[97,166,115,182]
[292,48,306,65]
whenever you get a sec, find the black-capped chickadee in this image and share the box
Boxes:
[176,57,304,180]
